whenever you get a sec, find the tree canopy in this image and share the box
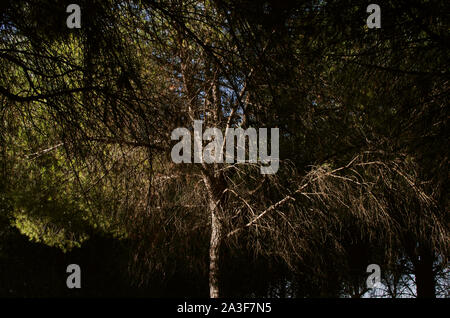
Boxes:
[0,0,448,298]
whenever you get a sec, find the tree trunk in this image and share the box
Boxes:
[209,202,221,298]
[415,249,435,298]
[202,172,225,298]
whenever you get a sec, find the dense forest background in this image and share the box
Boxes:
[0,0,448,298]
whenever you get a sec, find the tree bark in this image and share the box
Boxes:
[208,200,221,298]
[202,171,225,298]
[415,249,435,298]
